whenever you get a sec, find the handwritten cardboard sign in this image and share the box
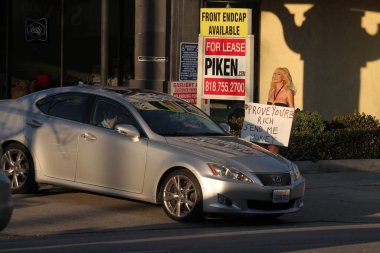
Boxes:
[240,102,294,147]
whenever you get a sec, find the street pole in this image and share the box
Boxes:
[101,0,109,86]
[60,0,64,87]
[5,0,12,98]
[117,0,124,86]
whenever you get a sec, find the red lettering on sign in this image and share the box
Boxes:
[203,78,245,96]
[205,38,246,56]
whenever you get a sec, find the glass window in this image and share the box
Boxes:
[11,0,61,96]
[91,96,142,133]
[64,0,135,85]
[131,97,226,137]
[64,0,101,85]
[36,93,90,122]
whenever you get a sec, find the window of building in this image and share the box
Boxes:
[6,0,135,99]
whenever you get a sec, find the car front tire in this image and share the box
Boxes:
[1,143,39,194]
[160,169,203,222]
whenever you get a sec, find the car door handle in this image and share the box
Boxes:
[81,132,97,141]
[26,119,42,128]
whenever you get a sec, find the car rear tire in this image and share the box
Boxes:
[1,143,39,194]
[160,169,203,222]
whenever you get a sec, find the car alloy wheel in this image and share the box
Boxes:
[161,169,203,222]
[1,143,38,194]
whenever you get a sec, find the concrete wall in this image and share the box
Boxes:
[169,0,200,82]
[131,0,201,92]
[260,0,380,120]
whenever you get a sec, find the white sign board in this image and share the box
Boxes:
[241,102,295,147]
[196,35,254,109]
[201,37,247,100]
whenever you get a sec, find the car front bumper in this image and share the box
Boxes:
[201,175,305,215]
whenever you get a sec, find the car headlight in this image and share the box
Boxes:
[290,164,302,181]
[208,163,253,183]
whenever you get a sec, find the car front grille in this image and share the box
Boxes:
[247,199,296,211]
[255,173,291,186]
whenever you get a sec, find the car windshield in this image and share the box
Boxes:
[128,94,227,136]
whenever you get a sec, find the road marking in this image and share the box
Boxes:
[1,223,380,252]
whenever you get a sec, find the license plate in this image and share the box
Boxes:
[272,189,290,203]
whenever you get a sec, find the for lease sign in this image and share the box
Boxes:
[241,103,295,147]
[202,37,246,99]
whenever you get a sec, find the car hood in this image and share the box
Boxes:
[165,136,292,173]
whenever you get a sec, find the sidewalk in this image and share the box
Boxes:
[295,159,380,174]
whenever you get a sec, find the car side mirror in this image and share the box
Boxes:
[115,124,140,142]
[219,123,231,133]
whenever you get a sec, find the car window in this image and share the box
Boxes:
[36,93,90,123]
[129,96,227,136]
[91,96,143,134]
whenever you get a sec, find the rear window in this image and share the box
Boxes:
[36,93,90,122]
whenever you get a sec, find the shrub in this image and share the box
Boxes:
[228,115,244,137]
[291,109,325,134]
[283,112,380,161]
[283,128,380,160]
[327,112,380,130]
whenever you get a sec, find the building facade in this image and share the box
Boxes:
[1,0,380,120]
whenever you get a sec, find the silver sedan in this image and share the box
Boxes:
[0,85,305,222]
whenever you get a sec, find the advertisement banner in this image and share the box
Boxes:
[241,102,295,147]
[201,37,247,99]
[200,8,251,37]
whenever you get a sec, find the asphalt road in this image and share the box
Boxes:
[0,168,380,253]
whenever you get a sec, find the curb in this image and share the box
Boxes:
[295,159,380,174]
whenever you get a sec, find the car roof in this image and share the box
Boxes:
[21,84,184,106]
[78,85,197,113]
[76,84,163,95]
[40,84,173,100]
[95,85,180,102]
